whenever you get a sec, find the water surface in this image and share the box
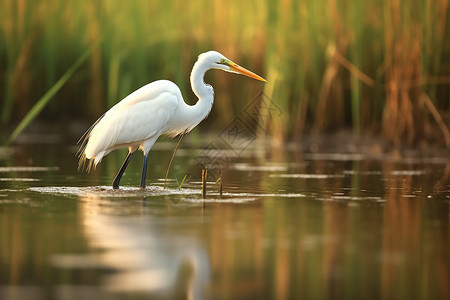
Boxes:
[0,134,449,299]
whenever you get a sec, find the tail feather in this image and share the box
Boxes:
[77,114,106,173]
[78,153,97,173]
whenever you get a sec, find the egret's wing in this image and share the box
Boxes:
[78,80,181,170]
[113,80,180,109]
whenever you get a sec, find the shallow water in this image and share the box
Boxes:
[0,135,449,300]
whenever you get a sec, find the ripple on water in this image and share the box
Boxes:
[0,166,59,172]
[28,186,201,198]
[269,173,346,179]
[230,162,289,172]
[28,186,308,201]
[0,178,41,182]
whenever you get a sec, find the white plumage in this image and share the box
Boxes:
[81,81,179,167]
[78,51,265,189]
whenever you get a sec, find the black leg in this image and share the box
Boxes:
[112,151,134,189]
[140,152,149,189]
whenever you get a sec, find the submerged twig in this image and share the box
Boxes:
[164,132,185,189]
[202,168,207,198]
[217,177,223,197]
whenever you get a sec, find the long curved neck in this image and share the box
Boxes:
[189,59,214,123]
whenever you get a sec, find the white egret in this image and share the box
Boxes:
[78,51,266,189]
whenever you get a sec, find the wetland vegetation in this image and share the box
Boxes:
[1,0,449,147]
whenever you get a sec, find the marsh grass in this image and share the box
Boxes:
[0,0,448,146]
[4,43,96,146]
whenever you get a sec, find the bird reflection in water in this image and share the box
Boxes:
[77,194,212,299]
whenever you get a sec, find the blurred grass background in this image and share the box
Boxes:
[0,0,449,147]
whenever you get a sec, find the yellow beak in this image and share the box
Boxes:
[227,61,267,82]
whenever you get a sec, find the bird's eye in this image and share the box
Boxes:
[220,58,226,64]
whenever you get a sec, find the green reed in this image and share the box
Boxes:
[4,44,95,146]
[0,0,448,146]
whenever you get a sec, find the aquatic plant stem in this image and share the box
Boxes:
[217,177,223,196]
[164,133,185,189]
[178,174,188,189]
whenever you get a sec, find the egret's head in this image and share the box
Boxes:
[198,51,266,82]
